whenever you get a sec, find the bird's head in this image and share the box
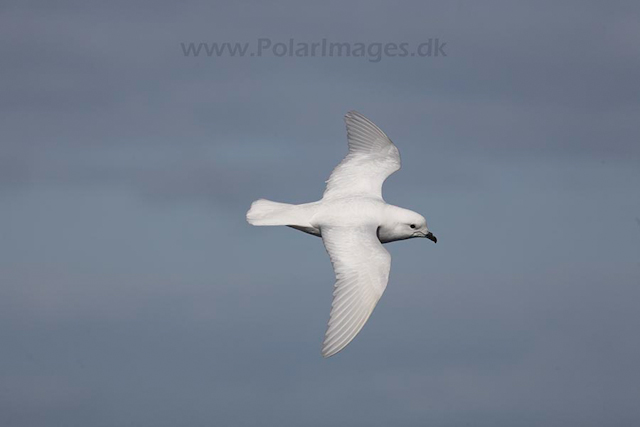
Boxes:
[404,211,437,243]
[379,207,437,243]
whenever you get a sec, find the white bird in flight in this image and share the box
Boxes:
[247,111,437,357]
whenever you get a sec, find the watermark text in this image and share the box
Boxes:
[180,38,447,62]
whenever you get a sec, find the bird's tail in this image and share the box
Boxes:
[246,199,304,226]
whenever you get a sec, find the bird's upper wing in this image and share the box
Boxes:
[323,111,401,200]
[320,225,391,357]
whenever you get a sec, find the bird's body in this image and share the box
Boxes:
[247,111,437,357]
[273,198,425,243]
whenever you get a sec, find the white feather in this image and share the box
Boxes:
[323,111,401,200]
[320,225,391,358]
[246,111,435,358]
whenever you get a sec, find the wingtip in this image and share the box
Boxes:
[344,110,363,120]
[321,336,341,358]
[321,337,351,358]
[321,342,331,358]
[321,346,338,358]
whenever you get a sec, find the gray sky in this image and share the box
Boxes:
[2,1,640,426]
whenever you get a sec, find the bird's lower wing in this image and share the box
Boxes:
[320,225,391,357]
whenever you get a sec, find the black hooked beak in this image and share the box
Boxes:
[425,231,437,243]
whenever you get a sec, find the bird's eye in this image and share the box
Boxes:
[410,224,416,229]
